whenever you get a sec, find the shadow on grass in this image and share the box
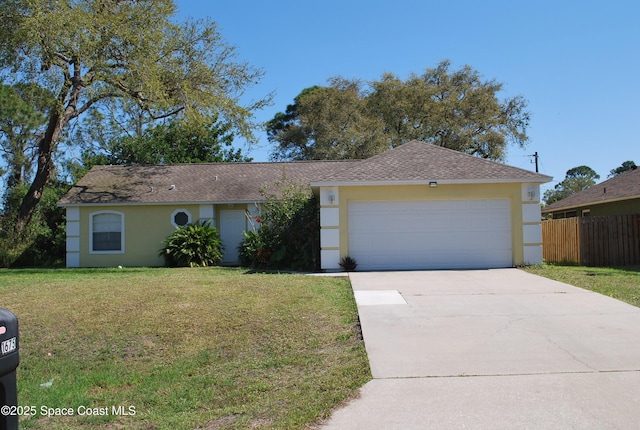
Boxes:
[1,266,323,277]
[240,268,318,275]
[0,266,162,275]
[616,265,640,273]
[543,262,640,274]
[579,266,640,276]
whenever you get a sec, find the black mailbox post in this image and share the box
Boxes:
[0,309,19,430]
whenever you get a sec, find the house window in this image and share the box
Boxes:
[555,210,577,219]
[91,211,124,253]
[171,209,192,227]
[582,209,591,217]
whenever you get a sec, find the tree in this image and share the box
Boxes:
[609,160,637,177]
[0,82,53,188]
[267,60,530,161]
[68,98,154,158]
[0,0,269,232]
[543,166,600,205]
[79,118,250,171]
[267,78,387,160]
[369,61,529,160]
[0,178,69,267]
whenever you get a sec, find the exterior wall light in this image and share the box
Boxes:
[527,187,536,201]
[328,191,336,204]
[429,181,438,188]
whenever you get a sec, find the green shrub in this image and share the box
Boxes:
[238,228,285,269]
[0,180,68,267]
[339,256,358,272]
[160,222,223,267]
[238,179,319,271]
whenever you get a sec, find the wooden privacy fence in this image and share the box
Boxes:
[542,218,581,264]
[542,214,640,266]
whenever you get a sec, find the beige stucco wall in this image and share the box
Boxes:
[320,182,541,270]
[66,182,544,269]
[75,204,200,267]
[67,203,244,267]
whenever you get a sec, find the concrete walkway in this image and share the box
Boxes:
[321,269,640,429]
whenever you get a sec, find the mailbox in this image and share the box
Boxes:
[0,308,19,430]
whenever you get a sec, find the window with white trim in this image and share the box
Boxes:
[171,209,192,227]
[91,211,124,253]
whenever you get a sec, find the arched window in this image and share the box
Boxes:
[90,211,124,253]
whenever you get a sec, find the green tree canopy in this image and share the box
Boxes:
[72,118,250,181]
[609,160,637,177]
[0,82,53,188]
[267,79,387,160]
[101,119,249,165]
[543,166,600,206]
[0,0,269,232]
[267,60,530,161]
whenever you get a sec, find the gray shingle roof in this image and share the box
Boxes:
[313,141,552,184]
[59,141,551,206]
[58,160,356,205]
[542,167,640,213]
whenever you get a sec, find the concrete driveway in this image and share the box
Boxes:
[321,269,640,429]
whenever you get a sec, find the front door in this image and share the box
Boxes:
[220,210,246,264]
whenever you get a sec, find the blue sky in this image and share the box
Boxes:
[175,0,639,194]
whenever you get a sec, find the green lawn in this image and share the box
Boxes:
[523,264,640,308]
[0,267,371,429]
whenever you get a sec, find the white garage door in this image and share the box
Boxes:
[348,199,512,270]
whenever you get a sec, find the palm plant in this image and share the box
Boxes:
[160,223,223,267]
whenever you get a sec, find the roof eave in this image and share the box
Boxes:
[58,199,269,208]
[541,195,640,214]
[311,177,552,187]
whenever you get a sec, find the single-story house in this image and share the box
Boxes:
[542,167,640,219]
[58,140,552,270]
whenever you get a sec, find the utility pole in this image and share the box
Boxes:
[529,151,539,173]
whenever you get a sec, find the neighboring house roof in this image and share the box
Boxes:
[542,167,640,213]
[312,140,552,185]
[59,140,551,206]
